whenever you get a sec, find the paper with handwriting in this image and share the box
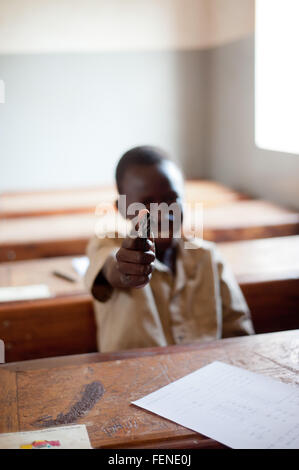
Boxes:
[132,361,299,449]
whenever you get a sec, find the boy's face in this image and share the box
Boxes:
[119,161,184,248]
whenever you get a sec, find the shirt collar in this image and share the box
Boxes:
[154,239,186,293]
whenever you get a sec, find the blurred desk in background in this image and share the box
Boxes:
[0,236,298,362]
[0,180,245,219]
[0,199,298,262]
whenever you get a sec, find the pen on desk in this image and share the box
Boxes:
[52,270,77,283]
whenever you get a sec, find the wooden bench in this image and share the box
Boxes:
[0,199,298,262]
[0,180,244,219]
[0,236,298,362]
[1,330,298,449]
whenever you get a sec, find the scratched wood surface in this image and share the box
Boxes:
[0,180,244,219]
[0,200,298,262]
[0,330,298,449]
[0,236,298,362]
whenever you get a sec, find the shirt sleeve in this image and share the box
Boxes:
[215,249,255,338]
[84,235,120,302]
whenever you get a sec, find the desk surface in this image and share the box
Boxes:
[0,200,298,244]
[218,235,299,284]
[1,330,298,449]
[0,199,298,262]
[0,255,86,298]
[1,235,298,294]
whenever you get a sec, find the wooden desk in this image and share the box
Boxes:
[0,255,96,361]
[0,200,298,262]
[219,236,299,334]
[0,330,298,449]
[0,180,244,219]
[0,185,117,219]
[202,200,299,242]
[0,236,298,362]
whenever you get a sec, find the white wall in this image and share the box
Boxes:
[2,0,299,210]
[0,51,207,190]
[0,0,213,191]
[0,0,209,53]
[0,0,254,53]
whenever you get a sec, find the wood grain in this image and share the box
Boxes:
[0,295,97,362]
[0,330,298,449]
[0,370,19,433]
[2,330,297,372]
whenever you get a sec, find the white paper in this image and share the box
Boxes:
[0,284,51,302]
[72,256,89,277]
[132,361,299,449]
[0,425,92,449]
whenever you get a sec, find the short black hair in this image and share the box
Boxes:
[115,146,168,193]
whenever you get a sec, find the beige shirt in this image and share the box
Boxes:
[85,235,254,352]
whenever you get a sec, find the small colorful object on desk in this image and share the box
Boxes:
[20,440,61,449]
[0,425,92,449]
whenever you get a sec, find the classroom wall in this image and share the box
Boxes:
[0,51,207,190]
[0,0,254,191]
[0,0,211,191]
[2,0,299,210]
[205,35,299,210]
[0,0,253,54]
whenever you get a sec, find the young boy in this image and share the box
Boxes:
[85,146,254,352]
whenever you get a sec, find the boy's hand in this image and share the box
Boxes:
[103,210,155,289]
[115,236,155,288]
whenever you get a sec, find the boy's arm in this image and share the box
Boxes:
[84,236,120,302]
[85,231,155,302]
[216,252,255,338]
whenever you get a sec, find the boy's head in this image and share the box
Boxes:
[115,146,185,247]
